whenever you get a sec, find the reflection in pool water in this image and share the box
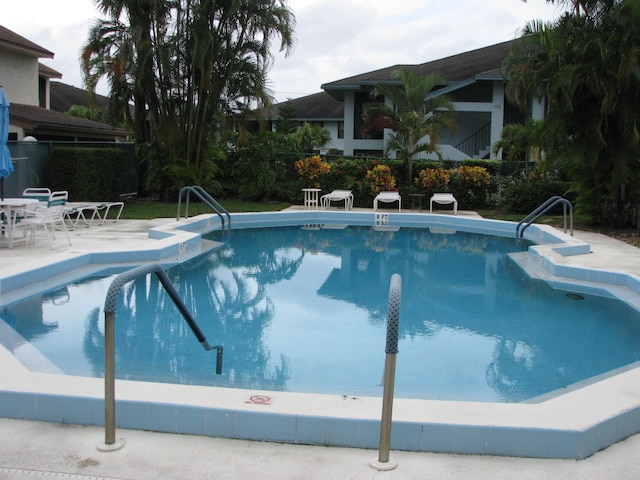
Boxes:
[2,225,640,403]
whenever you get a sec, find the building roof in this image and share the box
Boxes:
[50,81,111,113]
[321,40,513,100]
[0,25,54,58]
[10,103,129,140]
[39,63,63,79]
[257,92,343,121]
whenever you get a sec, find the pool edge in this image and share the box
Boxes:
[1,210,640,459]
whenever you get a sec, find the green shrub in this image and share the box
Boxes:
[49,147,124,201]
[324,157,381,206]
[449,165,491,209]
[231,132,300,201]
[500,170,570,214]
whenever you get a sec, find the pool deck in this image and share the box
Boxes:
[1,416,639,480]
[1,209,640,478]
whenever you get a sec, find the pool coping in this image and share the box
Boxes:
[1,210,640,459]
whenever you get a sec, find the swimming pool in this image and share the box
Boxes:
[4,225,640,405]
[1,210,640,459]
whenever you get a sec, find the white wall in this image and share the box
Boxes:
[342,92,355,156]
[321,121,344,151]
[0,50,39,106]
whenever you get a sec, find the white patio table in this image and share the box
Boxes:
[0,197,38,248]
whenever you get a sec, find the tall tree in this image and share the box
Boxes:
[504,0,640,226]
[274,99,298,134]
[366,68,456,182]
[82,0,295,197]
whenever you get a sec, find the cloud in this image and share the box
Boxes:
[2,0,562,103]
[268,0,561,101]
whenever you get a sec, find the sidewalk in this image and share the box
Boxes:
[1,418,639,480]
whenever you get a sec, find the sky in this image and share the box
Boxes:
[2,0,564,104]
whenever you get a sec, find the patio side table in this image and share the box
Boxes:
[302,188,321,210]
[409,193,426,211]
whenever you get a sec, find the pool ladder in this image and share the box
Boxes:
[177,185,231,233]
[99,263,223,451]
[516,196,573,238]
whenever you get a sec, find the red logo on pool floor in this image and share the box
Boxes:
[246,394,272,405]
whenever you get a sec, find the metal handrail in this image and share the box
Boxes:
[375,273,402,469]
[455,122,491,157]
[516,196,573,238]
[100,263,223,450]
[177,185,231,232]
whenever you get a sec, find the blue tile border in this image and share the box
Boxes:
[205,408,235,438]
[176,405,206,436]
[517,427,550,458]
[2,387,640,458]
[296,415,327,445]
[235,410,266,441]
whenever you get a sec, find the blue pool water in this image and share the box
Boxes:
[2,225,640,403]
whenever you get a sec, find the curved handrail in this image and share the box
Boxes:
[516,196,573,238]
[101,263,223,449]
[177,185,231,232]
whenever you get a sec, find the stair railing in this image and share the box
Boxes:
[177,185,231,233]
[516,196,573,238]
[455,122,491,158]
[99,263,223,451]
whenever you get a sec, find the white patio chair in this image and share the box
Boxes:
[430,193,458,215]
[373,191,401,211]
[321,190,354,210]
[22,187,52,203]
[19,187,52,219]
[18,190,71,249]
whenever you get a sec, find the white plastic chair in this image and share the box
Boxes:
[22,187,52,203]
[321,190,354,210]
[430,193,458,215]
[18,191,71,249]
[19,188,52,219]
[373,191,401,211]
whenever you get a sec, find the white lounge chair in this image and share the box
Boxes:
[64,201,125,230]
[321,190,354,210]
[373,191,401,211]
[430,193,458,215]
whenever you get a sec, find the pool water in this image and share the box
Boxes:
[2,225,640,403]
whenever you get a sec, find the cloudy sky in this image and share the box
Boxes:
[3,0,563,104]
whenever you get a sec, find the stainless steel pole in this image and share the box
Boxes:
[378,353,397,463]
[372,273,401,471]
[104,311,115,446]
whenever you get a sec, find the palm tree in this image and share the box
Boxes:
[504,0,640,226]
[82,0,295,197]
[366,68,456,182]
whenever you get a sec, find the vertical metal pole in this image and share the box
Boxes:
[97,311,123,451]
[372,274,401,471]
[104,311,116,445]
[378,353,397,463]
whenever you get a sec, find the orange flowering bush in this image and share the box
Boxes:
[366,164,396,195]
[452,165,490,187]
[294,155,331,186]
[414,168,451,191]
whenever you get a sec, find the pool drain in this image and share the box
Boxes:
[566,293,585,300]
